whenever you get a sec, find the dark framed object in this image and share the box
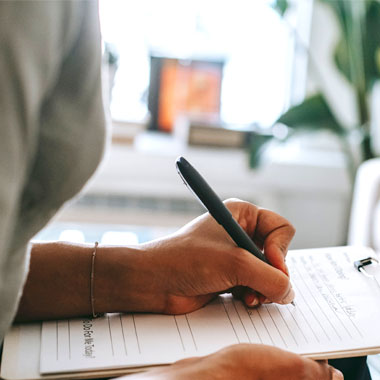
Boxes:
[148,56,224,133]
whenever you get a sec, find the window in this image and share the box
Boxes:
[99,0,312,127]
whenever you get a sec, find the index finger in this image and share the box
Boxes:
[255,208,295,274]
[304,358,343,380]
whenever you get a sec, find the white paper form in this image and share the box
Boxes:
[40,246,380,375]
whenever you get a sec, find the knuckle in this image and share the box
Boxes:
[224,198,259,221]
[290,355,308,377]
[223,198,255,209]
[224,197,242,204]
[321,364,335,380]
[223,198,243,211]
[291,357,331,380]
[288,223,296,237]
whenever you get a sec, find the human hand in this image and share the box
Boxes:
[120,344,343,380]
[116,199,295,314]
[16,201,294,320]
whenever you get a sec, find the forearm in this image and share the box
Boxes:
[15,241,157,322]
[15,201,296,322]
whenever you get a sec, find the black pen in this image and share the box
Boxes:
[176,156,295,305]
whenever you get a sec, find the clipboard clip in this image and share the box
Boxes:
[354,257,379,278]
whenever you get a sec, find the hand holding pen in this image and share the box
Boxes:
[175,156,296,307]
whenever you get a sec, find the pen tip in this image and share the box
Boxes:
[291,301,296,307]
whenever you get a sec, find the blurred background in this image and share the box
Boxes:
[37,0,380,251]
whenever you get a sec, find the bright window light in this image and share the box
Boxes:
[101,231,139,245]
[99,0,298,127]
[58,230,86,243]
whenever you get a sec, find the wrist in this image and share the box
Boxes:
[94,244,166,314]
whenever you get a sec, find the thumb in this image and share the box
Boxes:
[236,250,295,304]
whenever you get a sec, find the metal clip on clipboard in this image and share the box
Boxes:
[354,257,380,289]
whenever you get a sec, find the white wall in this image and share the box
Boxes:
[57,134,351,250]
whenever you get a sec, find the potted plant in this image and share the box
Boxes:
[250,0,380,182]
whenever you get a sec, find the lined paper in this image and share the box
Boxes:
[40,246,380,374]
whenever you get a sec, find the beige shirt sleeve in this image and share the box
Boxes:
[0,0,107,343]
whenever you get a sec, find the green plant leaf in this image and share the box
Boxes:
[277,93,347,136]
[322,0,380,90]
[319,0,347,30]
[272,0,289,16]
[334,38,351,84]
[248,132,274,168]
[364,1,380,84]
[376,47,380,73]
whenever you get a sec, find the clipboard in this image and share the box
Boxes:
[3,246,380,380]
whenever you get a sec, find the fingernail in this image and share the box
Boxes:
[245,293,259,307]
[332,368,344,380]
[280,286,295,304]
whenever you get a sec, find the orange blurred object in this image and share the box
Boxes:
[153,58,223,132]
